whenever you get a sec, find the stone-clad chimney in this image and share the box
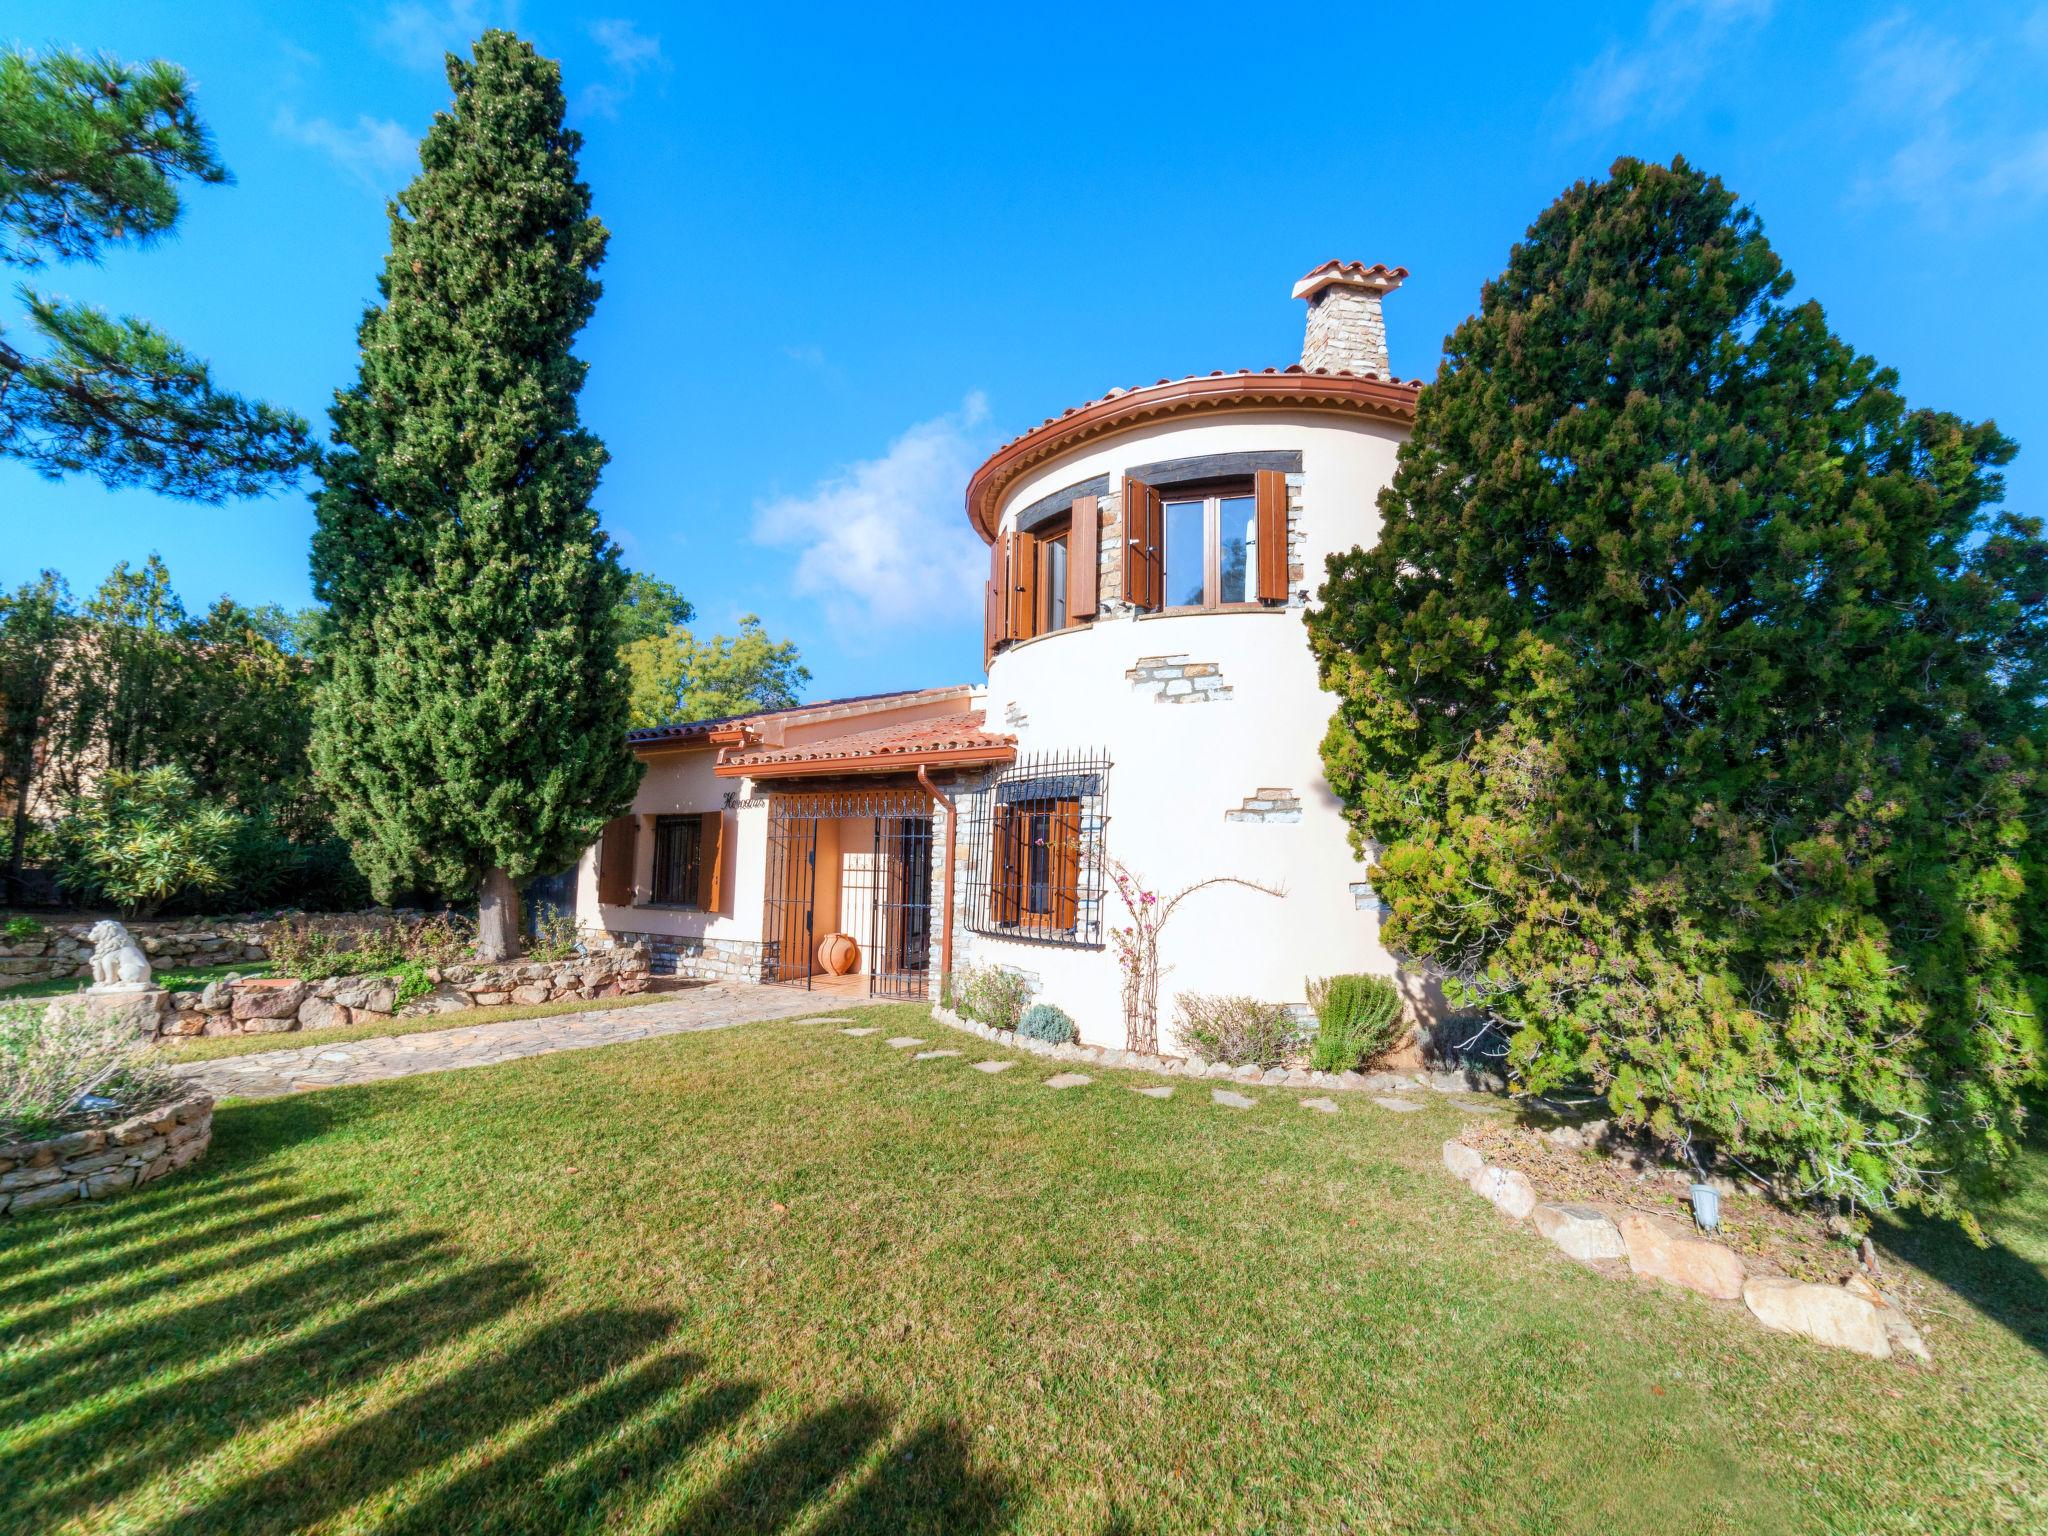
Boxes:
[1293,260,1407,376]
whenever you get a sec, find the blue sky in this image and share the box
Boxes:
[4,0,2045,701]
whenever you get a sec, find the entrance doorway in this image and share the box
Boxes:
[761,787,936,999]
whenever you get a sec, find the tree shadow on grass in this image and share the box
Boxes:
[1875,1208,2048,1364]
[1,1197,539,1531]
[143,1306,689,1536]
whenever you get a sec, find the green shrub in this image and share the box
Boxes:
[1305,973,1406,1072]
[54,766,235,918]
[1175,993,1299,1068]
[526,909,584,963]
[1018,1003,1075,1045]
[0,999,179,1141]
[954,964,1030,1031]
[4,915,41,942]
[265,911,476,984]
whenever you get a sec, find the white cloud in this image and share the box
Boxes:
[273,107,415,190]
[753,394,993,639]
[1563,0,1775,136]
[375,1,509,72]
[1849,10,2048,222]
[577,17,667,118]
[588,17,663,75]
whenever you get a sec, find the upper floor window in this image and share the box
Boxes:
[1125,466,1289,613]
[1162,486,1259,608]
[1041,525,1071,634]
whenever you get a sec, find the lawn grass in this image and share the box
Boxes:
[1,961,271,1001]
[153,990,684,1064]
[1,1002,2041,1534]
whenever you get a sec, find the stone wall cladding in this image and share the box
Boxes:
[0,1090,213,1216]
[1226,789,1303,824]
[0,909,423,990]
[605,930,765,985]
[1126,655,1233,703]
[1301,287,1391,376]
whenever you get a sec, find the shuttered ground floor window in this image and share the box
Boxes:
[963,750,1111,948]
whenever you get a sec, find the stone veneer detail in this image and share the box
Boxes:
[607,930,768,985]
[1,1090,213,1216]
[1226,789,1302,823]
[1126,655,1232,703]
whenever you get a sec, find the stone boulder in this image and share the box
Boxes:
[1845,1274,1933,1363]
[1532,1202,1627,1263]
[1442,1140,1485,1183]
[296,996,349,1031]
[1473,1164,1537,1220]
[231,980,308,1021]
[1742,1277,1891,1359]
[1617,1213,1745,1300]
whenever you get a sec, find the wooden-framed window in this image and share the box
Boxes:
[648,811,726,910]
[1125,467,1289,612]
[984,494,1099,658]
[650,815,702,905]
[965,750,1110,948]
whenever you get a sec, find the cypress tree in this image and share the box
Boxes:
[310,31,639,958]
[1308,157,2046,1230]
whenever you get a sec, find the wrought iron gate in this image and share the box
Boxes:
[760,788,936,997]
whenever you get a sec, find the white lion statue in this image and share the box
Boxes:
[86,920,153,991]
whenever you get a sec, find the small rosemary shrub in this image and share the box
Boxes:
[1017,1003,1076,1045]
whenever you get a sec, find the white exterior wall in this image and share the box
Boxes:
[573,745,770,947]
[973,408,1416,1052]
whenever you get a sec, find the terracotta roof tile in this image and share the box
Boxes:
[720,711,1016,774]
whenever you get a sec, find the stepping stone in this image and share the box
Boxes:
[971,1060,1015,1073]
[1374,1096,1424,1113]
[807,1017,856,1025]
[1300,1096,1340,1114]
[1453,1102,1505,1116]
[1133,1085,1173,1099]
[1212,1089,1256,1109]
[1044,1073,1093,1089]
[840,1027,881,1036]
[885,1037,927,1049]
[913,1049,962,1060]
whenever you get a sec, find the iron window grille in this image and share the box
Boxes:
[963,749,1110,949]
[649,815,703,905]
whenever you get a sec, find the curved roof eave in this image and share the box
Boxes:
[962,367,1422,543]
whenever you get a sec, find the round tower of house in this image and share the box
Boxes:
[954,264,1435,1053]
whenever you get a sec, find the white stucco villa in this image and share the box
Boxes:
[574,261,1435,1051]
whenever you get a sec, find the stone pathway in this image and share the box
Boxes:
[172,985,871,1101]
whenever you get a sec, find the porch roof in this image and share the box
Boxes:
[712,710,1016,780]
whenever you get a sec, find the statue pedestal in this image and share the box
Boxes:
[79,987,170,1037]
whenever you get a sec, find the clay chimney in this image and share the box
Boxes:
[1293,261,1406,376]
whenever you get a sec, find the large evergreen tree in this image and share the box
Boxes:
[0,48,311,497]
[310,31,639,958]
[1308,157,2046,1230]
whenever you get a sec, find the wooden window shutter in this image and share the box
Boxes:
[984,537,1009,662]
[597,816,637,906]
[696,810,724,912]
[1008,530,1041,642]
[992,804,1021,924]
[1121,475,1162,610]
[1255,469,1289,601]
[1051,798,1082,930]
[1068,494,1099,620]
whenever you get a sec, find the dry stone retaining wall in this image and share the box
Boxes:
[140,945,652,1039]
[0,1090,213,1216]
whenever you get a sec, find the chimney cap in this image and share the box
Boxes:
[1292,260,1409,301]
